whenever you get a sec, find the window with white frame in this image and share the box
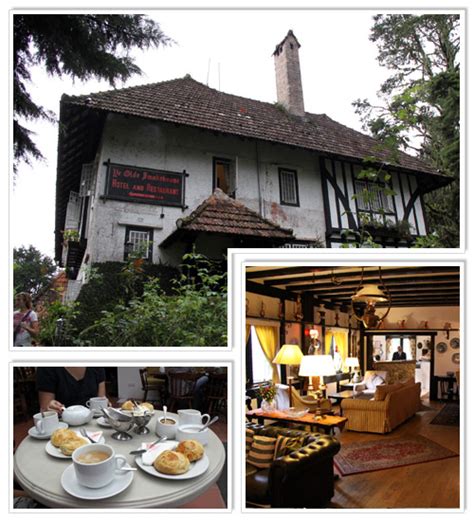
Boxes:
[279,168,299,206]
[213,157,236,197]
[124,227,153,261]
[250,326,274,384]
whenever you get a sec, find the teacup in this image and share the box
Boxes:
[72,443,128,488]
[177,409,210,427]
[86,397,109,414]
[155,416,178,439]
[176,423,209,446]
[33,411,59,435]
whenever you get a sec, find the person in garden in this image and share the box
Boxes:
[13,292,39,346]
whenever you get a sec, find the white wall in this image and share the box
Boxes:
[83,114,326,266]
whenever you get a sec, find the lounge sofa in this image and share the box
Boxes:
[341,380,421,434]
[246,423,340,508]
[290,387,332,412]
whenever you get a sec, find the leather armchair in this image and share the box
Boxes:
[246,423,340,508]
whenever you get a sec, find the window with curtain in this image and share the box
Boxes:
[250,326,274,384]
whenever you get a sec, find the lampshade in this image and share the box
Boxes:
[352,284,389,304]
[345,357,360,369]
[298,355,334,377]
[272,344,304,365]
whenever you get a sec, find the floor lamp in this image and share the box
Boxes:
[272,344,303,407]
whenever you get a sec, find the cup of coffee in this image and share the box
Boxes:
[155,416,178,439]
[176,423,209,446]
[177,409,210,428]
[72,443,128,488]
[33,411,59,435]
[86,397,109,414]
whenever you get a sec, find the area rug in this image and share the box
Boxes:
[430,403,460,426]
[334,435,458,476]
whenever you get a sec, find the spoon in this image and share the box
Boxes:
[199,415,219,432]
[163,405,168,423]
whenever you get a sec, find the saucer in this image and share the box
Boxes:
[28,421,69,440]
[61,462,134,500]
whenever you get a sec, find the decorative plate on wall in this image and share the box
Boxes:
[450,338,460,349]
[436,342,448,353]
[452,353,460,364]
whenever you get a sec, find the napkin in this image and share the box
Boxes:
[140,440,175,465]
[84,430,103,442]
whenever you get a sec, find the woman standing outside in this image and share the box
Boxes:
[13,292,39,346]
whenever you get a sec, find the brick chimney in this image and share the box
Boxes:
[273,30,305,117]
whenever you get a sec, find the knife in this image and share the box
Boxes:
[129,436,167,455]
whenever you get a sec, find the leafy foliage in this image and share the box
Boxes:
[76,252,227,347]
[353,15,460,247]
[13,245,57,300]
[14,14,171,171]
[37,301,78,346]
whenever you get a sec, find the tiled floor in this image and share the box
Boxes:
[14,413,228,509]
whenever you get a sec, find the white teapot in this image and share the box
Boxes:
[61,405,93,426]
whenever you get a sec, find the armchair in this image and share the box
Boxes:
[246,423,340,508]
[290,387,332,412]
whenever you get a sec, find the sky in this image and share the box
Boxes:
[12,10,396,258]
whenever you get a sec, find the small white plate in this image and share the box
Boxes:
[135,443,209,480]
[61,462,133,500]
[45,431,105,459]
[28,421,69,440]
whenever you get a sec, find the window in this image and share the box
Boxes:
[354,179,395,224]
[279,168,299,206]
[247,326,274,385]
[213,157,236,197]
[124,226,153,262]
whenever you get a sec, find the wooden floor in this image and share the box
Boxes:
[329,400,460,509]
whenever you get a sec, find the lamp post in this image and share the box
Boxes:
[298,355,334,416]
[272,344,303,407]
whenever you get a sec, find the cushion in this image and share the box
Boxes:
[273,434,307,458]
[247,435,277,469]
[245,428,255,456]
[401,377,416,387]
[374,383,403,401]
[366,373,386,390]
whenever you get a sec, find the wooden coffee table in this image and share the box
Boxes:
[246,408,347,435]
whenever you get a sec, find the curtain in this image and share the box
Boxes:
[325,329,348,372]
[246,324,251,345]
[255,325,280,383]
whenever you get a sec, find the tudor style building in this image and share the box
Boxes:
[55,30,450,296]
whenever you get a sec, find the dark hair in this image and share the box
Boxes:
[16,292,32,310]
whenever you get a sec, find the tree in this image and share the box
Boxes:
[353,14,460,247]
[13,245,57,300]
[14,14,171,171]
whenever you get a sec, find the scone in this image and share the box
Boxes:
[176,439,205,462]
[60,436,88,456]
[153,450,190,475]
[121,400,135,411]
[141,402,154,412]
[51,428,76,448]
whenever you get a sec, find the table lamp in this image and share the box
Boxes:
[298,355,334,416]
[346,357,361,383]
[273,344,304,407]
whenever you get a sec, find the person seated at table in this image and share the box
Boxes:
[36,367,107,412]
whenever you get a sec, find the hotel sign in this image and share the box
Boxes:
[104,162,187,208]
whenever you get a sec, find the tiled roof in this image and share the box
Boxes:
[63,77,443,178]
[161,189,294,245]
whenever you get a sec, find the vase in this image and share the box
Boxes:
[261,399,276,412]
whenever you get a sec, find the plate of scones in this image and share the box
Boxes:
[46,428,104,459]
[135,439,209,480]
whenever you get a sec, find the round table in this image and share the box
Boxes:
[14,412,226,508]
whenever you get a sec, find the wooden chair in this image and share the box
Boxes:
[206,373,227,416]
[139,368,167,404]
[167,372,197,412]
